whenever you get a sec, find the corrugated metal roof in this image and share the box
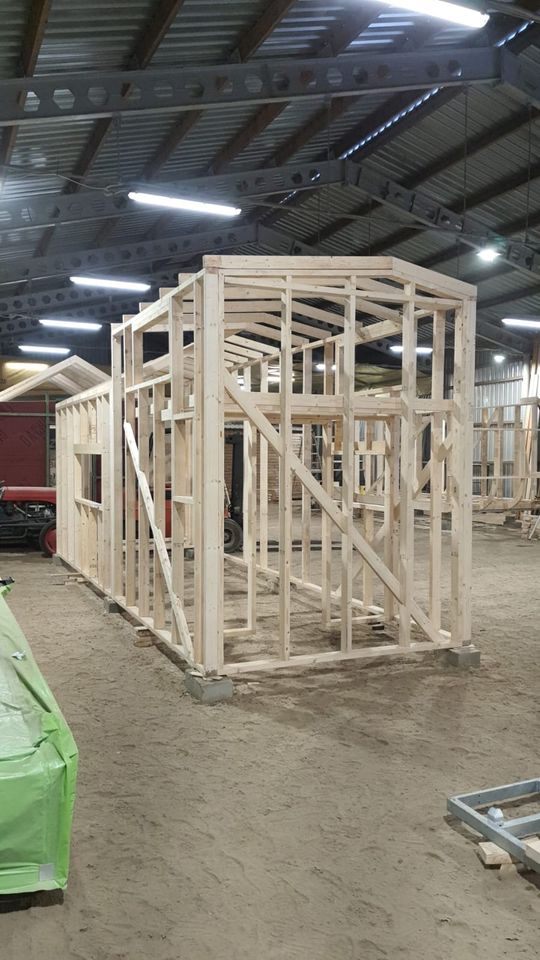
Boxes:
[153,1,268,66]
[156,104,261,178]
[0,1,31,79]
[2,120,98,202]
[0,3,536,355]
[35,0,156,74]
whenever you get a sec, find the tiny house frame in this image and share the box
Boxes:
[56,256,477,676]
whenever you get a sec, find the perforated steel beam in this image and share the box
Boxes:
[4,154,540,286]
[0,159,344,233]
[0,292,139,328]
[0,222,524,353]
[0,224,260,285]
[0,48,500,126]
[501,47,540,107]
[0,224,311,312]
[347,162,540,285]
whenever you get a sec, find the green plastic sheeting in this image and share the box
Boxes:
[0,584,78,895]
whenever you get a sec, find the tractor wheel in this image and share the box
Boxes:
[224,518,242,554]
[39,520,57,557]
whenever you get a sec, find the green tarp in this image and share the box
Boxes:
[0,584,78,895]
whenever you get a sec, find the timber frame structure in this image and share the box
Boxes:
[56,255,477,676]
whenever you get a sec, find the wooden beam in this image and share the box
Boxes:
[127,0,186,69]
[234,0,296,62]
[211,103,285,174]
[33,0,183,256]
[20,0,52,76]
[0,0,51,190]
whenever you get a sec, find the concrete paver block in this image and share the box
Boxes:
[184,669,233,704]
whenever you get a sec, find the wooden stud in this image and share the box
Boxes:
[55,257,477,676]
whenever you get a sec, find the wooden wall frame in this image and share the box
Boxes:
[56,256,479,676]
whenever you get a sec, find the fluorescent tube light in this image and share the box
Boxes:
[128,191,242,217]
[377,1,488,28]
[40,318,102,331]
[5,361,49,371]
[70,276,150,292]
[502,317,540,330]
[19,345,70,355]
[477,246,501,263]
[493,354,505,364]
[390,345,433,355]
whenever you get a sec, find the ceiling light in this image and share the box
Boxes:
[377,0,488,28]
[390,345,433,355]
[502,317,540,330]
[128,191,242,217]
[315,362,337,371]
[5,361,49,372]
[493,354,505,364]
[19,345,70,355]
[70,276,150,292]
[40,318,102,331]
[477,246,501,263]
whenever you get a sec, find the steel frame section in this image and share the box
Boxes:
[0,48,500,126]
[55,254,477,677]
[0,160,346,233]
[501,48,540,108]
[0,224,261,285]
[0,220,527,356]
[0,224,320,288]
[3,152,540,290]
[448,779,540,873]
[347,163,540,284]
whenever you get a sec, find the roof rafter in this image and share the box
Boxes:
[210,10,440,175]
[20,0,52,76]
[0,0,52,191]
[232,0,297,61]
[127,0,187,69]
[143,6,381,189]
[479,280,540,310]
[366,132,540,261]
[98,7,385,247]
[31,0,186,262]
[285,14,540,248]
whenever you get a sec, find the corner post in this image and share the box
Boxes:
[199,266,225,674]
[450,297,476,648]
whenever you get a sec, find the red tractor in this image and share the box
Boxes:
[0,484,57,556]
[0,482,243,560]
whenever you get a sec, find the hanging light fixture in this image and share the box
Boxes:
[128,192,242,217]
[477,246,501,263]
[40,319,102,331]
[376,1,488,29]
[70,276,150,292]
[19,345,70,355]
[502,318,540,329]
[390,345,433,355]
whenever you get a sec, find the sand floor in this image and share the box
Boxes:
[1,520,539,959]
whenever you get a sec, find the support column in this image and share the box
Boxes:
[340,282,356,652]
[110,324,124,600]
[429,310,445,631]
[199,268,225,674]
[398,283,417,647]
[450,297,476,649]
[279,277,293,661]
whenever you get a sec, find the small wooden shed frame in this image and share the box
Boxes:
[56,256,477,676]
